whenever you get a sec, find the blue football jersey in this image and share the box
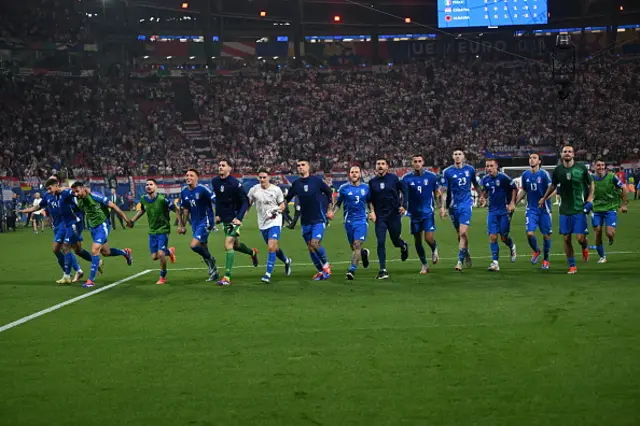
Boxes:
[286,175,332,226]
[441,165,478,209]
[481,172,516,214]
[336,183,369,223]
[402,170,439,218]
[521,169,552,213]
[180,184,214,226]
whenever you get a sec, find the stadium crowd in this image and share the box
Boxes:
[1,56,639,180]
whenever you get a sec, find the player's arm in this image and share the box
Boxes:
[508,179,518,212]
[130,203,146,226]
[539,171,558,207]
[332,189,343,214]
[319,179,335,220]
[438,174,449,217]
[614,176,629,213]
[275,188,287,214]
[478,180,488,208]
[233,182,249,224]
[399,177,408,214]
[19,201,45,214]
[98,195,132,226]
[471,168,482,193]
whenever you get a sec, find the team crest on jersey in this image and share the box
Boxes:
[196,193,200,200]
[380,183,385,189]
[496,180,501,186]
[566,172,571,180]
[424,179,428,185]
[304,185,309,192]
[537,177,541,183]
[464,171,469,177]
[361,189,365,195]
[221,186,225,193]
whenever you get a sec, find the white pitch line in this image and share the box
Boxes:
[0,269,152,334]
[163,251,637,271]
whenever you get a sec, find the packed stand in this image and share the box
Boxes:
[1,56,639,179]
[0,0,92,44]
[0,74,192,179]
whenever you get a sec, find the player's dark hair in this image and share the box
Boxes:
[71,181,85,189]
[376,157,389,166]
[296,158,310,165]
[529,152,541,159]
[44,178,59,187]
[147,178,158,184]
[219,158,234,168]
[349,165,361,171]
[452,148,465,154]
[257,167,269,175]
[412,154,425,161]
[594,157,605,164]
[186,168,199,176]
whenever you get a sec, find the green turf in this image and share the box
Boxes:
[1,205,640,426]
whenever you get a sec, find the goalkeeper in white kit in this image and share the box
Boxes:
[247,168,293,283]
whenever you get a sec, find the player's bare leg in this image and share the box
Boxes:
[606,225,615,246]
[346,240,365,280]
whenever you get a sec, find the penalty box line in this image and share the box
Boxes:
[163,251,636,271]
[0,269,153,334]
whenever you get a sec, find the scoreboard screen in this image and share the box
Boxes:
[437,0,548,28]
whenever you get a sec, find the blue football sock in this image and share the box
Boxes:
[266,251,277,276]
[349,263,357,272]
[415,240,427,266]
[109,248,126,257]
[55,251,65,272]
[427,240,437,253]
[70,253,81,272]
[503,237,514,249]
[191,245,211,260]
[316,246,328,266]
[160,269,167,278]
[596,244,605,258]
[377,245,387,270]
[490,241,500,261]
[275,249,288,263]
[527,235,539,252]
[543,238,551,261]
[63,252,72,275]
[89,255,101,281]
[458,248,467,262]
[567,256,576,267]
[77,249,92,262]
[308,250,323,271]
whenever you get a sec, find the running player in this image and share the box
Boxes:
[591,158,629,263]
[247,168,292,283]
[211,159,259,286]
[285,159,334,280]
[539,145,594,274]
[19,179,88,283]
[71,181,133,287]
[177,168,218,281]
[402,154,440,274]
[334,165,371,280]
[368,158,409,280]
[129,178,177,284]
[479,159,517,271]
[515,153,553,269]
[440,149,481,271]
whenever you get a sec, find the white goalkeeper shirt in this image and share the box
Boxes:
[247,183,284,230]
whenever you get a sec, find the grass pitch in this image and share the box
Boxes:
[1,205,639,426]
